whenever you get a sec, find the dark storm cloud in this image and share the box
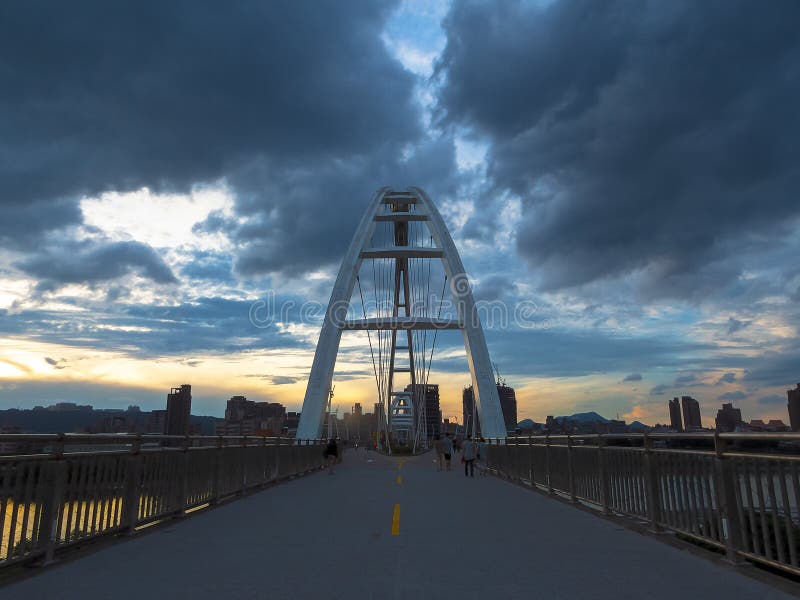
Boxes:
[623,373,642,382]
[674,373,698,386]
[717,372,736,385]
[743,343,800,385]
[649,384,669,397]
[1,0,435,277]
[0,295,307,357]
[180,251,235,283]
[480,328,712,378]
[473,274,519,303]
[437,0,800,295]
[17,240,177,289]
[221,134,460,277]
[758,395,785,406]
[726,318,750,335]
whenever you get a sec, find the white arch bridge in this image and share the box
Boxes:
[296,187,506,447]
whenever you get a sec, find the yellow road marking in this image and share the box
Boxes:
[396,474,403,485]
[391,504,401,536]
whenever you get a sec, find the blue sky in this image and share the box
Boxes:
[1,0,799,427]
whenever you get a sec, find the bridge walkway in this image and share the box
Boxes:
[2,449,796,599]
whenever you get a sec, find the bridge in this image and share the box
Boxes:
[1,433,799,597]
[1,188,799,596]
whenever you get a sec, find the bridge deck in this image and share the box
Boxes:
[3,451,795,599]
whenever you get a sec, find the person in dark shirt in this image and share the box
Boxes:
[442,434,454,471]
[324,438,338,474]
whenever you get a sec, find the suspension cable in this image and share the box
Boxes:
[357,275,380,396]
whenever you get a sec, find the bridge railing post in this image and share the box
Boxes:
[598,435,610,515]
[261,435,269,485]
[36,435,66,565]
[715,433,744,563]
[511,433,521,482]
[643,433,662,532]
[567,435,576,502]
[275,436,282,479]
[545,435,553,494]
[211,435,223,504]
[174,435,190,517]
[527,435,533,485]
[122,435,143,534]
[240,435,248,495]
[501,438,508,478]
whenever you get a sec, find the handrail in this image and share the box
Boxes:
[482,433,800,578]
[0,435,326,568]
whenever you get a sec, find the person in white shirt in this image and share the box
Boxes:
[462,436,477,477]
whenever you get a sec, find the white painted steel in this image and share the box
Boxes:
[374,213,429,222]
[359,247,444,259]
[342,317,461,330]
[295,188,388,440]
[412,187,507,438]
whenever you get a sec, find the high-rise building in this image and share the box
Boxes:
[788,384,800,432]
[165,384,192,435]
[668,397,683,431]
[681,396,702,430]
[498,384,517,432]
[463,387,477,436]
[217,396,286,436]
[285,412,300,433]
[463,382,518,435]
[715,403,743,432]
[405,383,441,438]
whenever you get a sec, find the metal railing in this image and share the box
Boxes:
[485,433,800,577]
[0,434,326,568]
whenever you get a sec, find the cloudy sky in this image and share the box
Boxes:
[1,0,799,427]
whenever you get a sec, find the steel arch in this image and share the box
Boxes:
[295,187,506,440]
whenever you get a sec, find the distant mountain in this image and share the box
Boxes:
[517,418,543,430]
[557,411,609,424]
[628,420,650,431]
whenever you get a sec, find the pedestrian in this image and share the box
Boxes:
[442,433,454,471]
[324,438,338,474]
[433,434,444,471]
[462,435,477,477]
[477,437,488,476]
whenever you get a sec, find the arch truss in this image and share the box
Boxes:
[296,188,506,446]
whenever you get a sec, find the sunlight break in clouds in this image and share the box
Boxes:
[81,184,237,252]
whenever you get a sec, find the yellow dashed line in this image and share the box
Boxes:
[396,474,403,485]
[391,504,401,536]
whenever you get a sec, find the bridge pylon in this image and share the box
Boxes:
[296,187,506,445]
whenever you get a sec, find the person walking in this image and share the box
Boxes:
[433,434,445,471]
[462,435,477,477]
[442,433,454,471]
[324,438,338,475]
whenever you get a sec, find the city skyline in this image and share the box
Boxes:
[2,1,800,428]
[3,381,798,435]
